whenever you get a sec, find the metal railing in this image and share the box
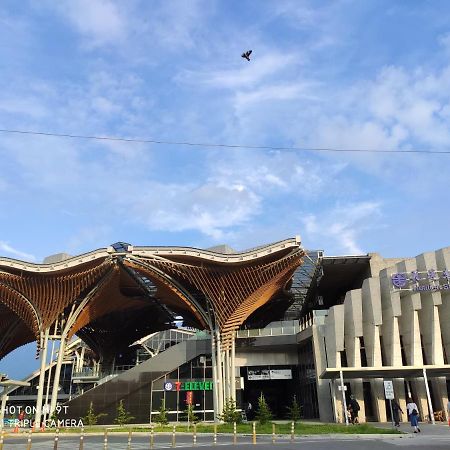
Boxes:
[235,314,314,339]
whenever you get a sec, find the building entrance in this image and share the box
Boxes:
[241,366,297,419]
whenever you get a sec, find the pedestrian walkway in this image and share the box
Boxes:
[375,421,450,435]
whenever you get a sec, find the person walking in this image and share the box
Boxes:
[406,398,420,433]
[348,395,360,424]
[392,399,403,427]
[245,401,253,421]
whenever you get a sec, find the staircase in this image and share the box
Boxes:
[62,336,210,424]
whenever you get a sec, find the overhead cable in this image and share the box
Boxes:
[0,128,449,154]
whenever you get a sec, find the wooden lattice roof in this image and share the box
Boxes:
[0,238,304,358]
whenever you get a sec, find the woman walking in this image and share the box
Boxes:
[406,398,420,433]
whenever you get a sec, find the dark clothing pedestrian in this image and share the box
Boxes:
[392,400,403,426]
[245,402,253,420]
[349,397,360,424]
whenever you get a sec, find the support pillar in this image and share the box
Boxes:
[216,331,224,416]
[43,334,56,423]
[34,328,49,427]
[0,388,9,430]
[49,333,67,416]
[230,336,236,402]
[423,368,435,425]
[339,370,348,425]
[211,333,219,422]
[224,349,230,402]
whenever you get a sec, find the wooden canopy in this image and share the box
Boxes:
[0,238,304,359]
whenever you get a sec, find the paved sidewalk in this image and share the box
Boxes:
[372,421,450,436]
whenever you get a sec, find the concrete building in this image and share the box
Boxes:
[1,240,450,426]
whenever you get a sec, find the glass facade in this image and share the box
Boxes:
[297,338,319,419]
[150,355,215,422]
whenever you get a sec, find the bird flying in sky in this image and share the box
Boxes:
[241,50,252,61]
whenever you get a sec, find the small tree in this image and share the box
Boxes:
[286,395,301,422]
[184,404,199,424]
[84,401,107,426]
[114,399,134,426]
[255,392,272,425]
[155,400,169,427]
[220,398,242,424]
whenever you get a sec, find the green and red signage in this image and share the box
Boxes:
[164,381,213,391]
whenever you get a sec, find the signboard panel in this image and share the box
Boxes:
[247,368,292,380]
[269,369,292,380]
[383,380,394,399]
[247,368,270,380]
[164,381,213,391]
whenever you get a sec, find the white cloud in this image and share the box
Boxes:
[56,0,126,47]
[0,241,36,262]
[301,201,383,255]
[233,82,318,111]
[124,182,261,239]
[177,52,302,90]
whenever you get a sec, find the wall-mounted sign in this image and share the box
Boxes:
[269,369,292,380]
[391,269,450,292]
[164,381,213,391]
[248,369,270,380]
[383,380,394,399]
[247,368,292,380]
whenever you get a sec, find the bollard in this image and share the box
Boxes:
[193,423,197,446]
[272,423,275,444]
[252,421,256,445]
[127,430,132,449]
[290,422,295,443]
[103,429,108,450]
[233,422,236,445]
[53,428,59,450]
[150,425,154,449]
[0,429,4,450]
[213,424,217,445]
[26,429,32,450]
[79,427,84,450]
[172,425,176,448]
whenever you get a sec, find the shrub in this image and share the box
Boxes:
[255,393,272,425]
[84,401,107,426]
[114,399,134,426]
[155,400,169,426]
[286,395,301,422]
[184,404,199,423]
[220,398,242,424]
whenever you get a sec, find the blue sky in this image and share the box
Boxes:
[2,0,450,378]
